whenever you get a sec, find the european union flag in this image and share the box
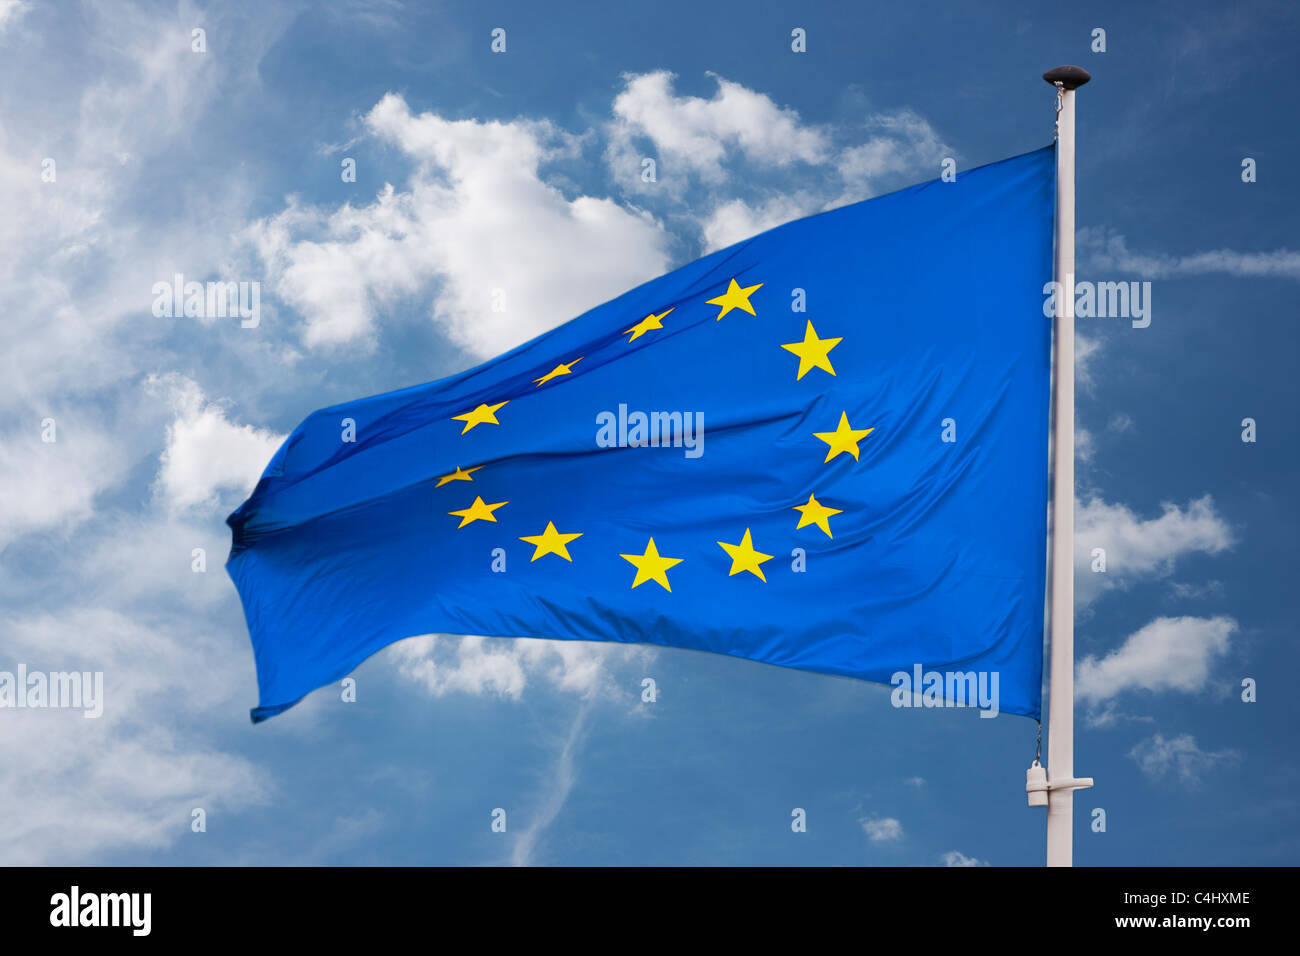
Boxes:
[228,146,1055,722]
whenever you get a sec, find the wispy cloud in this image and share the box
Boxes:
[603,72,950,251]
[391,634,653,702]
[511,699,590,866]
[861,816,903,842]
[1080,227,1300,280]
[1129,733,1240,785]
[0,0,29,33]
[0,0,294,865]
[941,850,987,866]
[0,608,272,864]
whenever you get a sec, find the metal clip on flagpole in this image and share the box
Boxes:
[1026,65,1094,867]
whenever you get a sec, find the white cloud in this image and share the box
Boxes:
[0,0,28,33]
[391,633,652,703]
[393,635,528,698]
[1076,495,1233,609]
[1129,733,1240,784]
[701,193,818,253]
[1077,616,1236,704]
[0,608,270,864]
[0,2,291,546]
[835,109,950,200]
[608,71,828,184]
[0,0,277,401]
[861,816,903,842]
[247,187,430,349]
[0,3,294,864]
[151,374,285,515]
[604,75,951,251]
[1080,227,1300,280]
[0,415,130,541]
[252,92,672,356]
[254,76,957,355]
[942,850,988,866]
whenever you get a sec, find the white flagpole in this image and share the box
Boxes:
[1042,64,1093,867]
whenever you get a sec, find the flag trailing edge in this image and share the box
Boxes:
[227,145,1056,723]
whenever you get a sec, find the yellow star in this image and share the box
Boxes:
[716,528,774,581]
[813,411,874,463]
[435,465,482,487]
[448,496,508,528]
[781,321,842,380]
[793,493,843,538]
[619,537,684,592]
[707,278,763,320]
[624,308,673,342]
[452,401,509,434]
[533,357,583,387]
[519,521,584,562]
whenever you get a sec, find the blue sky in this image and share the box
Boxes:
[1,0,1297,866]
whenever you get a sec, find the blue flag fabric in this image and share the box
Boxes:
[228,146,1055,723]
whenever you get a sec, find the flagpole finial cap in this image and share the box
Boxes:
[1042,65,1091,90]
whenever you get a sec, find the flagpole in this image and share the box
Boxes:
[1041,64,1093,867]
